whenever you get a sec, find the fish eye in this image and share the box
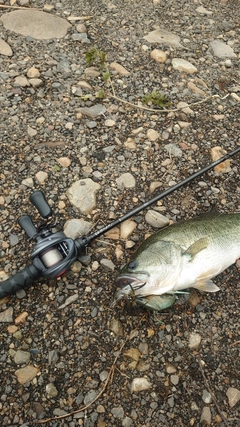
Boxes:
[128,260,138,270]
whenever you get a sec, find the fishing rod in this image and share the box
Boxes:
[0,146,239,298]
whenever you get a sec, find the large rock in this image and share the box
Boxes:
[1,10,71,40]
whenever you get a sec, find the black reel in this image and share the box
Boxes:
[18,191,78,279]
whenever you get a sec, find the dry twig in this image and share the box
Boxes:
[197,355,229,427]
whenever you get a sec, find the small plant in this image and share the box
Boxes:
[53,164,61,172]
[142,91,171,109]
[86,47,107,72]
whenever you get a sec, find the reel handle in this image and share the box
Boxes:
[19,215,37,239]
[30,191,52,219]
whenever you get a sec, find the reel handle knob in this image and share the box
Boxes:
[19,215,38,239]
[30,191,52,219]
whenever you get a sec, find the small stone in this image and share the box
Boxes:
[110,62,130,75]
[58,294,78,309]
[15,365,39,385]
[226,387,240,407]
[46,383,58,398]
[111,406,124,419]
[166,364,177,374]
[124,348,141,362]
[64,218,92,240]
[149,181,162,193]
[76,23,87,33]
[144,29,184,48]
[124,137,137,150]
[172,58,197,74]
[0,38,13,56]
[200,406,211,425]
[116,173,136,189]
[150,49,168,63]
[27,67,40,78]
[210,40,236,58]
[9,234,19,247]
[35,171,48,184]
[108,318,123,336]
[57,157,71,167]
[22,177,34,188]
[15,311,28,325]
[189,332,201,349]
[14,350,31,365]
[100,258,115,272]
[202,389,212,404]
[211,146,231,173]
[145,210,169,228]
[27,126,37,137]
[14,76,30,87]
[0,307,13,322]
[188,81,206,96]
[120,219,137,239]
[130,377,152,393]
[177,101,194,115]
[29,78,43,88]
[77,104,107,118]
[164,143,182,157]
[196,6,213,14]
[170,374,179,385]
[105,119,116,127]
[146,128,160,141]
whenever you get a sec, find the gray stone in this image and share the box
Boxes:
[144,28,185,48]
[76,104,107,118]
[111,406,124,419]
[226,387,240,407]
[0,307,13,323]
[0,38,13,56]
[200,406,211,425]
[66,179,101,214]
[9,234,19,247]
[172,58,198,74]
[164,143,182,158]
[14,350,31,365]
[64,218,92,240]
[1,10,71,40]
[145,210,169,228]
[210,40,236,58]
[202,389,212,403]
[46,382,58,398]
[116,173,136,189]
[100,258,115,272]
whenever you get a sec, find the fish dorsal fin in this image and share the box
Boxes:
[183,236,209,259]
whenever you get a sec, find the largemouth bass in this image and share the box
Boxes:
[115,212,240,311]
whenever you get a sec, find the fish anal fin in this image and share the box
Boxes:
[192,269,221,293]
[183,237,209,259]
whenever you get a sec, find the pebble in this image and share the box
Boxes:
[226,387,240,407]
[200,406,211,425]
[120,219,137,239]
[76,104,107,118]
[144,28,184,48]
[145,210,169,228]
[66,179,101,214]
[146,128,160,141]
[64,218,92,239]
[202,389,212,404]
[188,332,202,349]
[150,49,168,63]
[164,143,182,158]
[116,173,136,189]
[27,67,40,78]
[172,58,198,74]
[110,62,130,76]
[0,38,13,56]
[130,377,152,393]
[46,383,58,398]
[100,258,115,272]
[0,307,13,323]
[35,171,48,184]
[14,350,31,365]
[58,294,79,309]
[210,40,236,58]
[57,157,71,167]
[111,406,124,419]
[15,365,39,385]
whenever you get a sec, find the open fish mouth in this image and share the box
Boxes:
[114,273,149,302]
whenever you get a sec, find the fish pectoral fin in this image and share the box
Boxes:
[192,270,220,293]
[136,294,176,312]
[183,237,209,260]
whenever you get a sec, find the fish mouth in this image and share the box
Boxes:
[114,272,149,303]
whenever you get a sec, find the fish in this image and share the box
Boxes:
[115,212,240,311]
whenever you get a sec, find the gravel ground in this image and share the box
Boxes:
[0,0,240,426]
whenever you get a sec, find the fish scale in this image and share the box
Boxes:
[115,212,240,311]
